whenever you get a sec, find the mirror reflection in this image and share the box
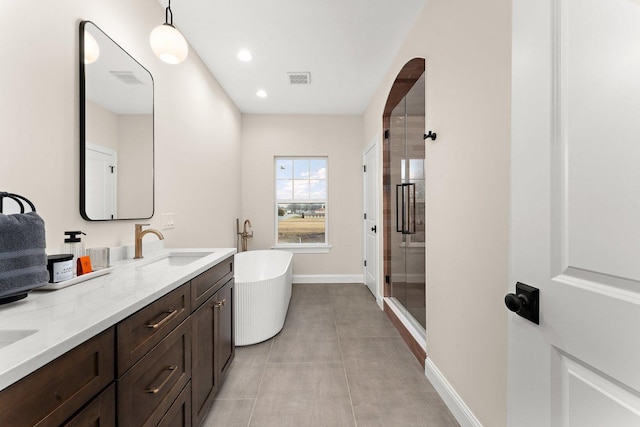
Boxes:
[80,21,154,221]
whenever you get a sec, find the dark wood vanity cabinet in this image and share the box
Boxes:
[62,384,116,427]
[0,255,235,427]
[0,328,115,427]
[190,257,235,426]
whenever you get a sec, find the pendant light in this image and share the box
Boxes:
[150,0,188,64]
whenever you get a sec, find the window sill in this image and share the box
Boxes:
[271,244,332,254]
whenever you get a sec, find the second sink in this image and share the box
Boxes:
[136,251,214,269]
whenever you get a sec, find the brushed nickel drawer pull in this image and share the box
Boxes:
[146,309,179,329]
[213,298,227,309]
[145,365,178,394]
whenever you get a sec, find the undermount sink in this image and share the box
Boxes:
[136,251,214,269]
[0,330,38,350]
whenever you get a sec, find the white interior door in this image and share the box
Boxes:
[509,0,640,425]
[85,143,117,220]
[364,141,379,300]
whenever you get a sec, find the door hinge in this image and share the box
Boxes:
[364,260,367,267]
[109,165,115,173]
[364,213,367,220]
[363,165,366,173]
[385,275,390,284]
[384,129,390,139]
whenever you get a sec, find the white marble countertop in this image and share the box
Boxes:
[0,247,236,392]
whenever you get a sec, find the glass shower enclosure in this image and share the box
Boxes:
[387,73,426,330]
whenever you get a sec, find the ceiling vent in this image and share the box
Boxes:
[110,71,144,85]
[287,72,311,85]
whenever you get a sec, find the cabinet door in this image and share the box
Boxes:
[191,278,235,426]
[216,279,234,379]
[191,292,216,426]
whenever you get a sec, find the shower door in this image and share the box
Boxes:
[388,73,426,330]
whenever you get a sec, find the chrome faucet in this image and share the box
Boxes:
[134,224,164,259]
[236,218,253,252]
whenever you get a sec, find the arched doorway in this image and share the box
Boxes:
[382,58,426,364]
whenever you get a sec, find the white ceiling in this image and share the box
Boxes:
[158,0,426,115]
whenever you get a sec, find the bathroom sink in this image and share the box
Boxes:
[0,330,38,350]
[136,251,214,269]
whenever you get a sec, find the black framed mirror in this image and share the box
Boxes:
[80,21,154,221]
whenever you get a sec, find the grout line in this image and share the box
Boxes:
[332,288,359,427]
[245,338,274,427]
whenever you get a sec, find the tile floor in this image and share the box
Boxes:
[202,283,459,427]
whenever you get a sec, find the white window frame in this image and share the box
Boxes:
[272,156,331,253]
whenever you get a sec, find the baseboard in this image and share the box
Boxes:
[292,274,364,284]
[424,358,483,427]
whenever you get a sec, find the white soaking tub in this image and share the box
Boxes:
[234,250,293,346]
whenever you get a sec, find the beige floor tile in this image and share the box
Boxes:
[250,395,355,427]
[269,336,343,363]
[258,362,349,399]
[201,399,254,427]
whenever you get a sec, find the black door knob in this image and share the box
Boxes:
[504,293,529,313]
[505,282,540,325]
[371,225,377,233]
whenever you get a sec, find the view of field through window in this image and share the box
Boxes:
[276,158,327,244]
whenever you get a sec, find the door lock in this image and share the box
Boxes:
[505,282,539,324]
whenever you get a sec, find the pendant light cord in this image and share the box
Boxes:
[165,0,174,26]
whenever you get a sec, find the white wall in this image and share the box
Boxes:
[363,0,511,426]
[241,115,364,277]
[1,0,242,252]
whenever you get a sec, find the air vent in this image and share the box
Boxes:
[110,71,144,85]
[287,72,311,85]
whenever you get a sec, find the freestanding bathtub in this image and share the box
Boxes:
[234,250,293,346]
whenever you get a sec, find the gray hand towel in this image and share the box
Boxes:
[0,211,49,297]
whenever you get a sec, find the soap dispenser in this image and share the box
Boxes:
[62,231,86,276]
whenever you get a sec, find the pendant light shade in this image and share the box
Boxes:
[150,0,188,64]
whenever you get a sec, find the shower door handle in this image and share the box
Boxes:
[396,184,404,233]
[396,183,416,234]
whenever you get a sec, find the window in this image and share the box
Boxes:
[274,157,329,250]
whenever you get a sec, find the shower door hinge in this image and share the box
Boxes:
[364,213,367,220]
[384,129,390,139]
[363,165,366,172]
[364,260,367,267]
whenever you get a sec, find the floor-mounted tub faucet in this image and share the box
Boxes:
[134,224,164,259]
[236,218,253,252]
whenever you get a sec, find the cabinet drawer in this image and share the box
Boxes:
[117,284,190,375]
[62,383,116,427]
[118,318,191,427]
[191,256,233,310]
[158,382,191,427]
[0,328,115,427]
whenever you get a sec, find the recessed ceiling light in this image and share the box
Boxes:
[256,90,267,98]
[237,49,253,62]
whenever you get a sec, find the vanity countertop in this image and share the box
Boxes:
[0,247,236,392]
